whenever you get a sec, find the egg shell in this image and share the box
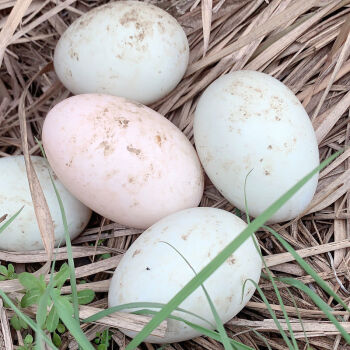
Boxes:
[54,1,189,105]
[0,156,91,251]
[108,207,261,343]
[42,94,204,229]
[193,71,319,223]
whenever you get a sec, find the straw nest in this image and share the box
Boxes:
[1,0,350,349]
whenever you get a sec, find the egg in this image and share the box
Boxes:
[0,156,91,251]
[42,94,204,229]
[108,207,261,343]
[53,1,189,105]
[193,70,319,223]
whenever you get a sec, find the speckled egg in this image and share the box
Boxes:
[42,94,204,229]
[54,1,189,104]
[108,207,262,343]
[0,156,91,251]
[194,70,319,223]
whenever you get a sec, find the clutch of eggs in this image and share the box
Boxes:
[194,70,319,223]
[54,1,189,104]
[0,156,91,251]
[42,94,204,229]
[108,207,262,343]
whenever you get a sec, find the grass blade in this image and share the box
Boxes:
[135,309,253,350]
[50,291,95,350]
[243,279,293,347]
[249,239,296,349]
[160,241,233,350]
[285,287,310,348]
[0,206,24,234]
[37,139,80,323]
[279,277,350,343]
[126,151,341,349]
[264,225,350,312]
[83,301,214,328]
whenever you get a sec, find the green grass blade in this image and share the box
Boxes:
[0,290,57,349]
[244,167,297,349]
[38,241,64,330]
[264,225,350,312]
[285,287,310,348]
[125,151,341,349]
[243,279,293,347]
[50,291,95,350]
[249,238,297,349]
[135,309,253,350]
[249,329,273,350]
[0,206,24,234]
[37,138,80,322]
[82,301,214,328]
[279,277,350,344]
[160,241,233,350]
[49,169,79,322]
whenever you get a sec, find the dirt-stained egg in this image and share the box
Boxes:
[42,94,204,229]
[108,207,261,343]
[0,156,91,251]
[54,1,189,105]
[194,70,319,223]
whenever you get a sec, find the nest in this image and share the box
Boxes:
[1,0,350,349]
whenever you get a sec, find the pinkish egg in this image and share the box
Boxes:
[42,94,204,229]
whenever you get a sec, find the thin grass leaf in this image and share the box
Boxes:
[249,239,296,349]
[83,301,214,328]
[0,206,23,234]
[264,225,350,312]
[50,291,95,350]
[35,331,44,350]
[0,290,58,349]
[160,241,233,350]
[43,240,64,332]
[249,329,273,350]
[49,172,79,322]
[285,287,310,348]
[244,174,297,349]
[125,150,341,349]
[243,279,293,347]
[136,309,253,350]
[279,277,350,344]
[37,138,80,322]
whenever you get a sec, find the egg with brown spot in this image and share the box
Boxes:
[194,70,319,223]
[53,1,189,104]
[42,94,204,229]
[0,156,91,251]
[108,207,261,343]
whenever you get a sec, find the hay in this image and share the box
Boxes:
[1,0,350,349]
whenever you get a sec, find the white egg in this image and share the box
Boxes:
[54,1,189,105]
[194,71,319,223]
[108,207,261,343]
[42,94,203,230]
[0,156,91,251]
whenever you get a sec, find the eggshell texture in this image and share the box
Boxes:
[0,156,91,251]
[194,71,319,223]
[42,94,204,229]
[54,1,189,105]
[108,207,261,343]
